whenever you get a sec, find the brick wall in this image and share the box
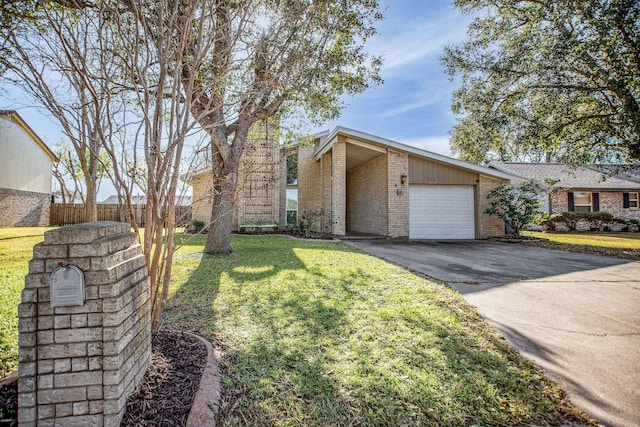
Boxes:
[235,128,281,227]
[297,143,323,228]
[551,190,640,221]
[18,222,151,427]
[387,150,409,238]
[0,187,50,226]
[347,155,388,235]
[600,192,640,220]
[477,176,506,238]
[278,150,288,228]
[320,150,333,233]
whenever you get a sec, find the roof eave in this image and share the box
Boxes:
[314,127,523,184]
[1,111,59,162]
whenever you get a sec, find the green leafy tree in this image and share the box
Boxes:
[181,0,383,254]
[443,0,640,165]
[486,180,543,236]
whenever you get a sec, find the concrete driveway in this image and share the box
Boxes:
[344,239,640,427]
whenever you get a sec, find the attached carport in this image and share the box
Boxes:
[311,127,521,239]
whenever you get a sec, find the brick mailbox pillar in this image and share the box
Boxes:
[17,221,151,426]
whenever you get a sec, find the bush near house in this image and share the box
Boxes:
[485,180,544,236]
[539,212,639,232]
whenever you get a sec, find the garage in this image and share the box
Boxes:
[409,185,475,239]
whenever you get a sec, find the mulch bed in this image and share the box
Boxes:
[0,377,17,426]
[121,330,207,426]
[0,329,206,427]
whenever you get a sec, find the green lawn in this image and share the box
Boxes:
[164,235,590,426]
[0,227,55,376]
[1,230,592,425]
[522,231,640,260]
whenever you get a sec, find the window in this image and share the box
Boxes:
[287,154,298,185]
[286,188,298,225]
[286,153,298,224]
[625,192,639,209]
[573,192,592,212]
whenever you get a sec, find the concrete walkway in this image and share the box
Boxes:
[344,239,640,427]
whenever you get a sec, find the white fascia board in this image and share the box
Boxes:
[314,126,523,184]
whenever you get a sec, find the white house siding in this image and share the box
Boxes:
[0,115,53,193]
[0,114,54,226]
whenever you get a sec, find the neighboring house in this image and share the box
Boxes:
[189,126,521,239]
[0,110,57,226]
[490,162,640,221]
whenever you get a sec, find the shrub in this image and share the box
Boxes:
[289,209,333,239]
[542,211,629,231]
[188,220,206,234]
[485,180,544,235]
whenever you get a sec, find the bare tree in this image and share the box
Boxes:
[104,0,226,331]
[51,142,85,204]
[2,4,123,220]
[3,0,382,327]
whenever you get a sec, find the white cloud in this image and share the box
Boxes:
[374,98,440,118]
[402,136,453,157]
[371,6,471,73]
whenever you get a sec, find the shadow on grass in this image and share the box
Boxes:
[162,236,592,426]
[163,236,357,424]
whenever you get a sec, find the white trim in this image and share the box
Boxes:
[314,126,522,184]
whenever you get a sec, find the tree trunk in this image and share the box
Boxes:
[85,180,98,222]
[202,118,251,254]
[204,166,238,254]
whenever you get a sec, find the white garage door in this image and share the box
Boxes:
[409,185,475,239]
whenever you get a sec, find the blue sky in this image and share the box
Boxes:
[316,0,472,156]
[0,1,472,198]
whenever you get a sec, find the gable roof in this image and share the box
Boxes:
[314,126,522,183]
[490,162,640,191]
[0,110,58,162]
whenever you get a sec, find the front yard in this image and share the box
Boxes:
[522,231,640,260]
[1,229,593,425]
[165,234,590,425]
[0,227,56,376]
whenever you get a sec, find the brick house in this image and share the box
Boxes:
[0,110,57,226]
[490,162,640,221]
[189,126,521,239]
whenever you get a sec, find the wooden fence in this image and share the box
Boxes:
[50,203,192,227]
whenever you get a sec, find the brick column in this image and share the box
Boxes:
[477,176,506,238]
[17,221,151,427]
[387,150,409,238]
[331,136,347,236]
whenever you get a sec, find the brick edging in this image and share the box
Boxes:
[185,332,222,427]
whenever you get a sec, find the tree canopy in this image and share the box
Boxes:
[443,0,640,165]
[174,0,383,253]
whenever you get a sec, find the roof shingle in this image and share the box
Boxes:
[490,162,640,191]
